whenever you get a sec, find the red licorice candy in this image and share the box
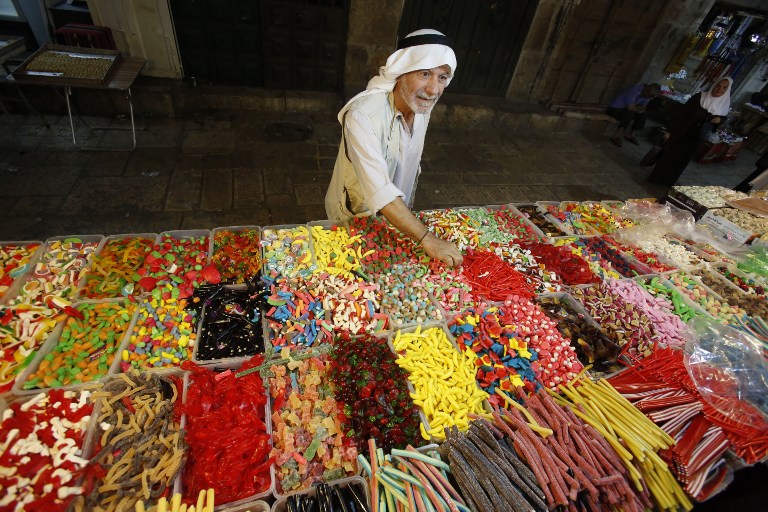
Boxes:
[0,389,93,511]
[178,356,273,504]
[520,241,599,285]
[461,249,535,302]
[330,333,423,450]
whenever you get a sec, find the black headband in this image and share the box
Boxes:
[396,33,454,51]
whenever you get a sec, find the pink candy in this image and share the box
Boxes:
[500,295,583,389]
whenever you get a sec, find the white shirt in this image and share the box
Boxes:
[343,107,427,212]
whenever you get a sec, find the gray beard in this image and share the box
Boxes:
[405,95,437,115]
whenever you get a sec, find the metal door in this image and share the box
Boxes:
[169,0,263,85]
[261,0,348,90]
[169,0,348,89]
[398,0,538,96]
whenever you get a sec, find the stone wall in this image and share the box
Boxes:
[343,0,404,97]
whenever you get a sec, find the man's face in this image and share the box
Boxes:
[395,65,452,115]
[711,79,729,98]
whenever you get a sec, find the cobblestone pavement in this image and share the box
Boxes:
[0,109,758,240]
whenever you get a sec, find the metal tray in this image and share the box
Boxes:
[11,43,120,86]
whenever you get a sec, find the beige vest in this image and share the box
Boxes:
[325,92,402,223]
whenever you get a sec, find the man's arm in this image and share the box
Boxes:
[380,197,463,267]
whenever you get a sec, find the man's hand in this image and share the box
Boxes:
[422,233,463,267]
[711,116,722,125]
[663,132,671,142]
[379,198,463,267]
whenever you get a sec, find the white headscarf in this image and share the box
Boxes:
[699,77,732,117]
[338,29,457,122]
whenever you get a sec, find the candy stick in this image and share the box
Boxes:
[498,390,553,437]
[369,439,380,512]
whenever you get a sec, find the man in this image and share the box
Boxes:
[325,29,463,267]
[606,83,661,147]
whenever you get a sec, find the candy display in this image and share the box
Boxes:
[418,209,481,250]
[310,224,365,278]
[392,326,489,440]
[541,201,599,235]
[449,306,541,401]
[268,353,359,494]
[568,202,635,234]
[711,265,765,296]
[360,442,462,512]
[635,276,707,324]
[137,233,216,298]
[264,275,331,349]
[22,301,135,390]
[262,225,315,279]
[0,304,62,393]
[461,249,535,302]
[4,195,768,510]
[378,265,442,326]
[193,283,266,361]
[179,357,273,505]
[516,204,565,237]
[0,389,93,511]
[552,237,623,280]
[79,236,155,299]
[536,295,621,371]
[330,333,423,450]
[520,241,599,285]
[0,242,40,300]
[81,371,186,510]
[349,216,425,276]
[630,235,704,270]
[310,273,388,334]
[282,480,370,512]
[602,235,677,273]
[10,237,100,310]
[579,236,649,277]
[672,186,747,208]
[551,376,692,511]
[573,282,657,357]
[212,228,262,283]
[122,283,198,370]
[423,261,477,315]
[492,243,563,294]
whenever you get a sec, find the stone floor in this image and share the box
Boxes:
[0,107,758,241]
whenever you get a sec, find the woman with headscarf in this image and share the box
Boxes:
[648,77,732,186]
[325,28,463,266]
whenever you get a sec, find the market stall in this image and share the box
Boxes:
[1,196,767,512]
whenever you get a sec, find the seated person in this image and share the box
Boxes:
[606,83,661,146]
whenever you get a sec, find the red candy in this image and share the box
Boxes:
[461,249,535,302]
[0,389,93,511]
[178,356,273,504]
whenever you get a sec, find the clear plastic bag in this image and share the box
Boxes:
[684,317,768,430]
[619,201,696,230]
[616,201,751,262]
[737,244,768,277]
